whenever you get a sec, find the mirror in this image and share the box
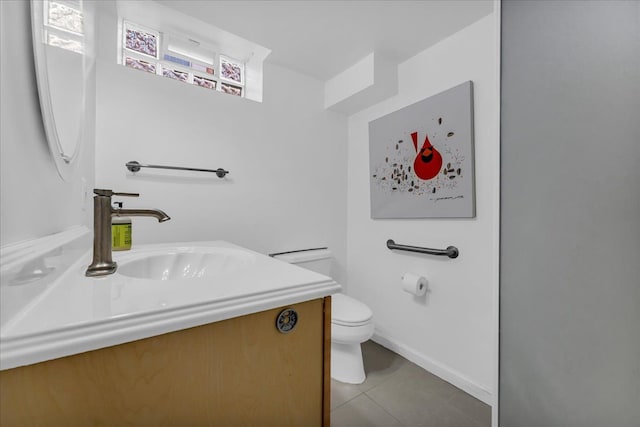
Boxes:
[30,0,95,181]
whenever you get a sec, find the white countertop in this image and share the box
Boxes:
[0,236,340,370]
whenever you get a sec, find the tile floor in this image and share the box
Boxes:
[330,341,491,427]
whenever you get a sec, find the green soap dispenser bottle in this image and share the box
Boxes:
[112,202,132,251]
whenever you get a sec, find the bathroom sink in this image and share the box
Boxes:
[117,247,256,280]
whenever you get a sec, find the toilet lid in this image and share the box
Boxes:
[331,293,373,326]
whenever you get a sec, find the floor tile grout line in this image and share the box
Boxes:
[365,388,484,427]
[359,356,437,399]
[362,390,406,427]
[356,355,411,395]
[330,390,364,413]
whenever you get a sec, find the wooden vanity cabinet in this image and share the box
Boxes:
[0,297,332,426]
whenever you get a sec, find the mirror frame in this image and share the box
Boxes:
[30,0,95,182]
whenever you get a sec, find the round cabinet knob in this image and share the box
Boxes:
[276,308,298,333]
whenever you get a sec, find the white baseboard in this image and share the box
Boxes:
[372,331,493,406]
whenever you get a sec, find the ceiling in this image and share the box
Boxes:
[157,0,494,82]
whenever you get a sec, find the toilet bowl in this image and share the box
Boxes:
[331,293,374,384]
[272,249,374,384]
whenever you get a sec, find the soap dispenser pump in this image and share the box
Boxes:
[111,202,132,251]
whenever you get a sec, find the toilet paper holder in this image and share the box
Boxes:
[386,239,459,259]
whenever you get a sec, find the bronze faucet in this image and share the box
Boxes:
[85,189,170,277]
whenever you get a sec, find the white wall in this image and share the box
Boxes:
[346,14,499,403]
[94,6,348,283]
[0,1,95,247]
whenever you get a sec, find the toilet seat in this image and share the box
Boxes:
[332,321,374,344]
[331,293,372,327]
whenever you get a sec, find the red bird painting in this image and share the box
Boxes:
[411,131,442,180]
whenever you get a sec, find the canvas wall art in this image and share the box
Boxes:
[369,81,475,218]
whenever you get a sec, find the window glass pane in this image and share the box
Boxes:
[164,54,190,67]
[125,25,159,58]
[220,56,243,84]
[47,1,83,34]
[125,56,156,74]
[162,67,189,83]
[192,62,215,76]
[47,32,83,53]
[221,82,243,97]
[193,75,217,90]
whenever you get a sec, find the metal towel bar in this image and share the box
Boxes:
[386,239,459,259]
[126,161,229,178]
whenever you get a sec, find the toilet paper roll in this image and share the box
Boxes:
[402,273,427,296]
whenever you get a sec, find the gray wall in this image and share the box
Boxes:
[500,1,640,426]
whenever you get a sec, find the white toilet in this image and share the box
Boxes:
[273,249,374,384]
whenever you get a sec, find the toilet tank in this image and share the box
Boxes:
[272,249,332,276]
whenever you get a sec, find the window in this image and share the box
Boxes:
[120,20,246,98]
[44,0,84,54]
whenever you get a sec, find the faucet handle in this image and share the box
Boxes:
[93,189,140,197]
[113,191,139,197]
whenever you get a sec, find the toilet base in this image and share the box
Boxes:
[331,342,366,384]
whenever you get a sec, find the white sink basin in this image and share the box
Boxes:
[117,247,256,280]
